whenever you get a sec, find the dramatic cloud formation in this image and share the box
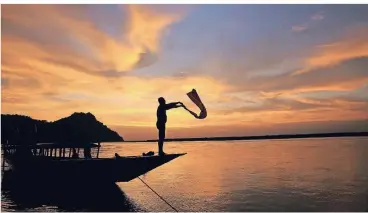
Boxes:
[294,25,368,75]
[1,5,182,74]
[2,5,368,140]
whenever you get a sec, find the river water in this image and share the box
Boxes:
[2,137,368,211]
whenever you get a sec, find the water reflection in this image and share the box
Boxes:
[2,137,368,211]
[104,137,368,212]
[1,170,142,212]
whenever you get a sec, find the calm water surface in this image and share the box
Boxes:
[2,137,368,211]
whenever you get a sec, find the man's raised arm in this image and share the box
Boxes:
[165,102,183,110]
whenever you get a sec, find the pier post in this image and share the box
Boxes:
[97,142,100,158]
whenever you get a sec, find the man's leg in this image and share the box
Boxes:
[158,136,163,154]
[158,125,166,155]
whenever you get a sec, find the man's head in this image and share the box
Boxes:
[158,97,166,105]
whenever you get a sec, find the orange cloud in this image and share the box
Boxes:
[2,5,183,73]
[294,25,368,75]
[2,32,230,127]
[2,5,368,140]
[1,5,196,127]
[126,5,182,54]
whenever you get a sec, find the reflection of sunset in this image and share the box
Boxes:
[107,138,368,211]
[2,5,368,140]
[111,139,363,193]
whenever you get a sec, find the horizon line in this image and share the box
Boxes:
[122,131,368,142]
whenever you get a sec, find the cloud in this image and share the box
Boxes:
[1,4,198,125]
[2,5,205,126]
[1,49,231,126]
[132,49,159,70]
[125,5,182,54]
[294,25,368,75]
[237,57,368,94]
[291,11,324,33]
[1,69,42,91]
[217,95,332,116]
[311,13,324,21]
[98,70,133,78]
[212,93,368,128]
[1,78,10,89]
[1,5,184,75]
[226,26,368,96]
[2,5,368,140]
[291,25,308,33]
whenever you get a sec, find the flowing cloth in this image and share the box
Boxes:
[184,89,207,119]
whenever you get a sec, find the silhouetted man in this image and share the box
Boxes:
[156,97,183,156]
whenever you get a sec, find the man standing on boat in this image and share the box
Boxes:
[156,97,184,156]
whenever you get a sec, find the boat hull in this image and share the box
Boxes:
[5,153,186,182]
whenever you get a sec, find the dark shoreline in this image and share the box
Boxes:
[123,132,368,142]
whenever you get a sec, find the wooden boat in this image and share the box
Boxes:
[2,142,185,183]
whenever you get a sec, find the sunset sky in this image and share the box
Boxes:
[2,4,368,140]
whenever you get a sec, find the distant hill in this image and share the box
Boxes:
[1,112,123,145]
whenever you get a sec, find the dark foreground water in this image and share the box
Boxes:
[2,137,368,211]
